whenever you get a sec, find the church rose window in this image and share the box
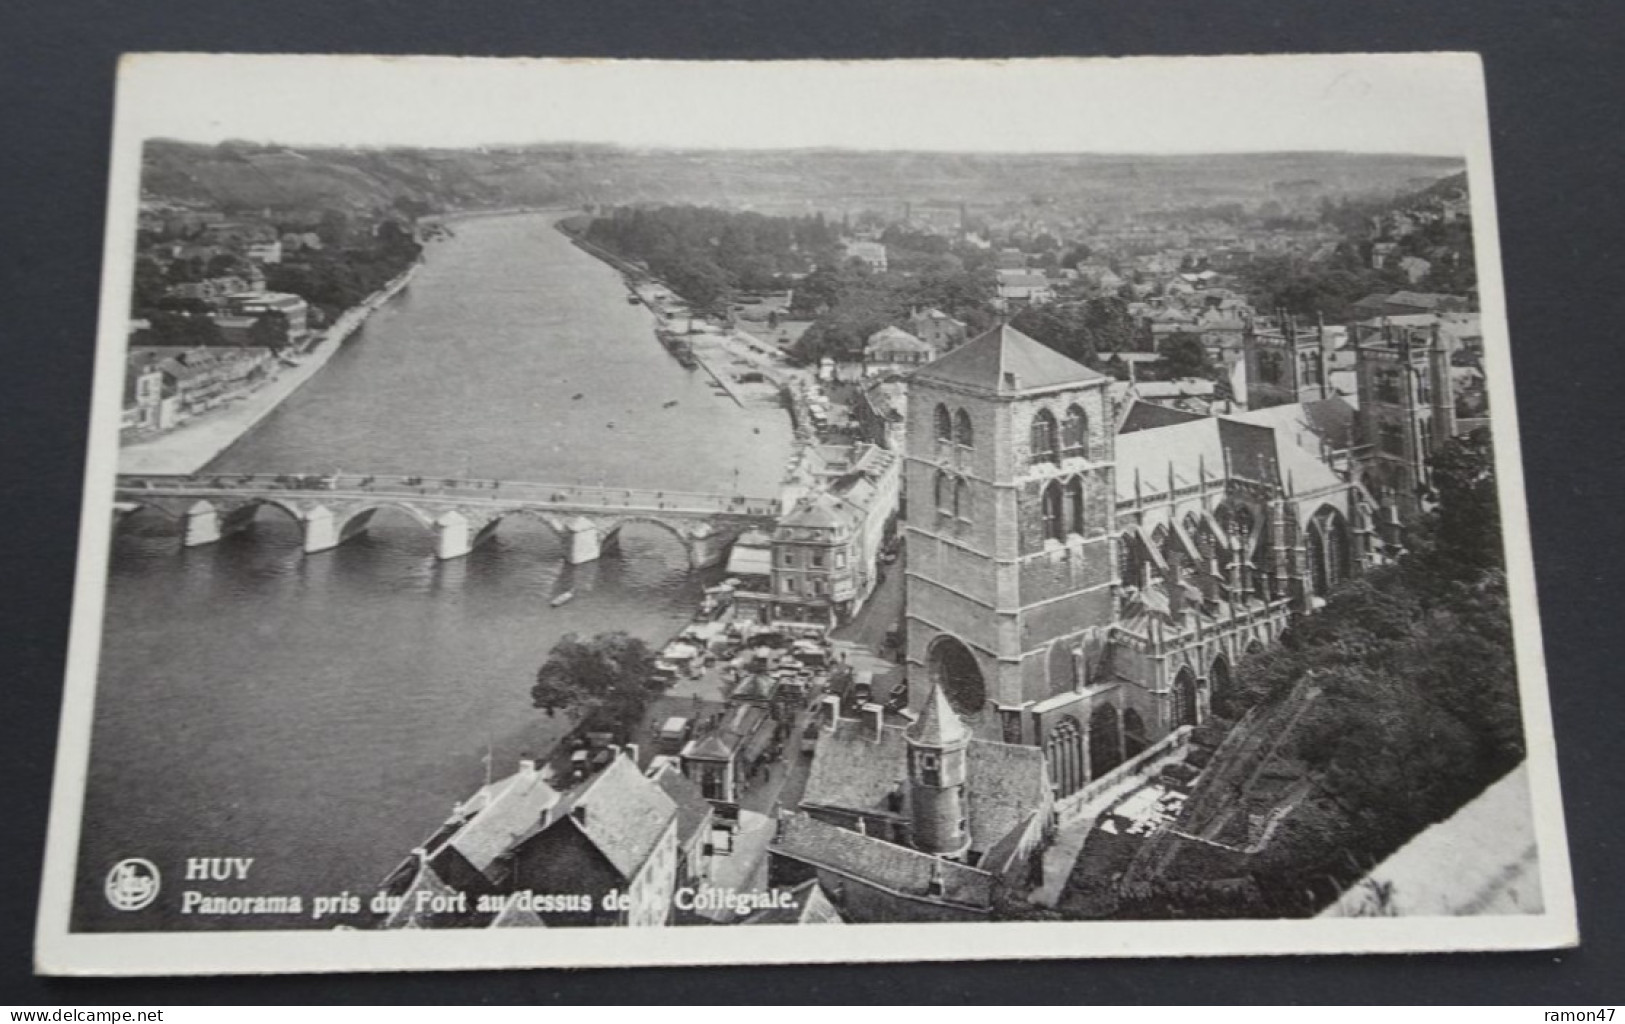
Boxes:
[1030,409,1059,465]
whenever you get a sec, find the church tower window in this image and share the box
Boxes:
[1061,405,1088,459]
[1066,476,1086,536]
[934,403,953,442]
[1030,409,1059,465]
[954,408,974,450]
[1041,480,1065,542]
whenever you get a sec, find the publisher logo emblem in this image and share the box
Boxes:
[105,858,161,911]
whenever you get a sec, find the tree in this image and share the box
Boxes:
[1157,333,1213,380]
[1414,427,1501,578]
[531,632,661,735]
[247,310,291,352]
[132,256,170,311]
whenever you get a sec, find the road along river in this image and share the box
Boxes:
[74,212,795,931]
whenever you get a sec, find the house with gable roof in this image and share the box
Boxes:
[381,751,679,929]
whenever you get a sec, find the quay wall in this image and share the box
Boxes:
[117,264,419,476]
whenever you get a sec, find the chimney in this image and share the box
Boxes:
[819,694,841,732]
[862,702,885,743]
[622,743,640,766]
[517,752,538,776]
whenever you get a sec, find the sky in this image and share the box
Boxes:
[116,53,1487,156]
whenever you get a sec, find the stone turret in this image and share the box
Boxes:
[905,684,972,858]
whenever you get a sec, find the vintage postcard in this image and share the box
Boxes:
[36,53,1575,975]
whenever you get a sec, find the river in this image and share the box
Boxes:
[73,213,795,931]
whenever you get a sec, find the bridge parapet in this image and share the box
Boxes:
[113,473,781,568]
[116,473,781,519]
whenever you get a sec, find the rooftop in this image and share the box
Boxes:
[913,323,1102,397]
[771,813,994,910]
[549,754,678,881]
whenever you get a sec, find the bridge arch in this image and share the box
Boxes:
[335,502,438,542]
[601,514,697,549]
[114,501,181,523]
[475,507,570,543]
[226,497,308,528]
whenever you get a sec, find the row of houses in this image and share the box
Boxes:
[121,345,278,436]
[729,441,903,629]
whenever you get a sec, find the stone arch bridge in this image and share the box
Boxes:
[114,473,780,568]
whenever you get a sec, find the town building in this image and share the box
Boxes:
[132,346,275,420]
[766,444,901,627]
[863,325,939,374]
[907,307,969,350]
[1349,290,1470,321]
[246,239,284,265]
[383,752,679,929]
[843,240,888,273]
[993,270,1055,311]
[852,379,909,453]
[648,761,716,888]
[169,275,254,304]
[120,354,179,436]
[224,290,311,345]
[901,323,1376,811]
[679,702,777,805]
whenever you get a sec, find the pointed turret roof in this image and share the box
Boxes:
[913,323,1103,396]
[906,684,971,748]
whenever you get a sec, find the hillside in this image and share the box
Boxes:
[140,140,1464,217]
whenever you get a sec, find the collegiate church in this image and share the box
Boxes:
[771,319,1469,919]
[901,322,1380,805]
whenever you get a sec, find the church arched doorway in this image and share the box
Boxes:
[927,634,986,717]
[1045,716,1086,798]
[1173,666,1199,728]
[1122,709,1149,759]
[1088,704,1123,780]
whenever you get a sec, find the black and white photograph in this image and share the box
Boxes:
[33,53,1576,975]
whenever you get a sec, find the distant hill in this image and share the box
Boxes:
[140,139,1464,217]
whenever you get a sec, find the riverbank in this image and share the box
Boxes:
[559,221,821,458]
[117,265,419,476]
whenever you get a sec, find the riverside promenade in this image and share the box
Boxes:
[118,267,417,476]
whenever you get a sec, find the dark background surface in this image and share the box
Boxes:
[1,0,1621,1004]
